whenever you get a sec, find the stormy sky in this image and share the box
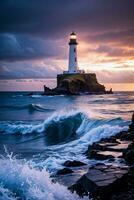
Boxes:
[0,0,134,83]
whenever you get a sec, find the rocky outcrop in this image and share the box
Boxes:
[63,160,86,167]
[54,113,134,200]
[44,73,113,95]
[123,114,134,164]
[69,164,129,199]
[56,168,74,175]
[86,139,131,160]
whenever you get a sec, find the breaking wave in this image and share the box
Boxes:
[0,111,129,186]
[0,112,84,137]
[0,111,128,144]
[0,154,88,200]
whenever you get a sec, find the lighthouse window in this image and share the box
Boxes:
[75,57,77,62]
[74,48,76,52]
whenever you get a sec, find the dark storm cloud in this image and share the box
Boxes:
[0,0,134,36]
[0,0,134,80]
[0,0,133,62]
[0,33,65,61]
[87,29,134,47]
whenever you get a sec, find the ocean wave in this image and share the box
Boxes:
[0,111,129,173]
[0,111,129,145]
[0,103,55,112]
[0,155,88,200]
[0,111,84,136]
[40,114,128,171]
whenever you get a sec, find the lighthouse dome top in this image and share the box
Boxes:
[70,32,77,39]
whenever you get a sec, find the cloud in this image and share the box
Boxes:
[95,70,134,83]
[0,0,133,82]
[0,60,64,79]
[87,29,134,47]
[0,33,66,61]
[91,45,134,58]
[0,0,134,36]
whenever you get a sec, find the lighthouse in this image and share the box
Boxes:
[68,32,78,73]
[64,32,85,74]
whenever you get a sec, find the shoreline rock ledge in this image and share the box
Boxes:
[44,73,113,95]
[55,113,134,200]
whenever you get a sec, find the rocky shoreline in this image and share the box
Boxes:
[55,113,134,200]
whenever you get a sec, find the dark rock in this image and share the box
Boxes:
[106,140,132,152]
[92,163,108,171]
[56,168,74,175]
[88,149,115,160]
[54,166,89,188]
[86,137,131,161]
[132,113,134,124]
[63,160,86,167]
[117,131,134,141]
[69,164,129,199]
[44,73,112,95]
[122,114,134,164]
[128,113,134,137]
[123,141,134,164]
[101,137,118,143]
[57,73,106,94]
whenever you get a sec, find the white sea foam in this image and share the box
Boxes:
[31,95,43,98]
[0,155,88,200]
[0,110,129,172]
[0,110,84,135]
[0,110,127,135]
[20,111,127,172]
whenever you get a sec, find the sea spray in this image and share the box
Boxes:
[29,112,128,172]
[0,153,89,200]
[0,111,129,172]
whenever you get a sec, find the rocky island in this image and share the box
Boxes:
[44,73,112,95]
[43,33,112,95]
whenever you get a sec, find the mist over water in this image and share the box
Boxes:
[0,91,133,199]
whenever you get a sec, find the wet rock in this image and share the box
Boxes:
[56,168,74,175]
[88,149,115,160]
[106,140,132,152]
[69,164,129,199]
[63,160,86,167]
[123,141,134,164]
[86,138,131,160]
[55,166,89,188]
[122,114,134,164]
[117,131,134,141]
[101,137,118,143]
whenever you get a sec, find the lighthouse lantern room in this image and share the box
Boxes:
[63,32,85,74]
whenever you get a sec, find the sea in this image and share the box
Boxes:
[0,90,133,200]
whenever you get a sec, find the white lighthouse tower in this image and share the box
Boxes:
[68,32,78,73]
[64,32,85,74]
